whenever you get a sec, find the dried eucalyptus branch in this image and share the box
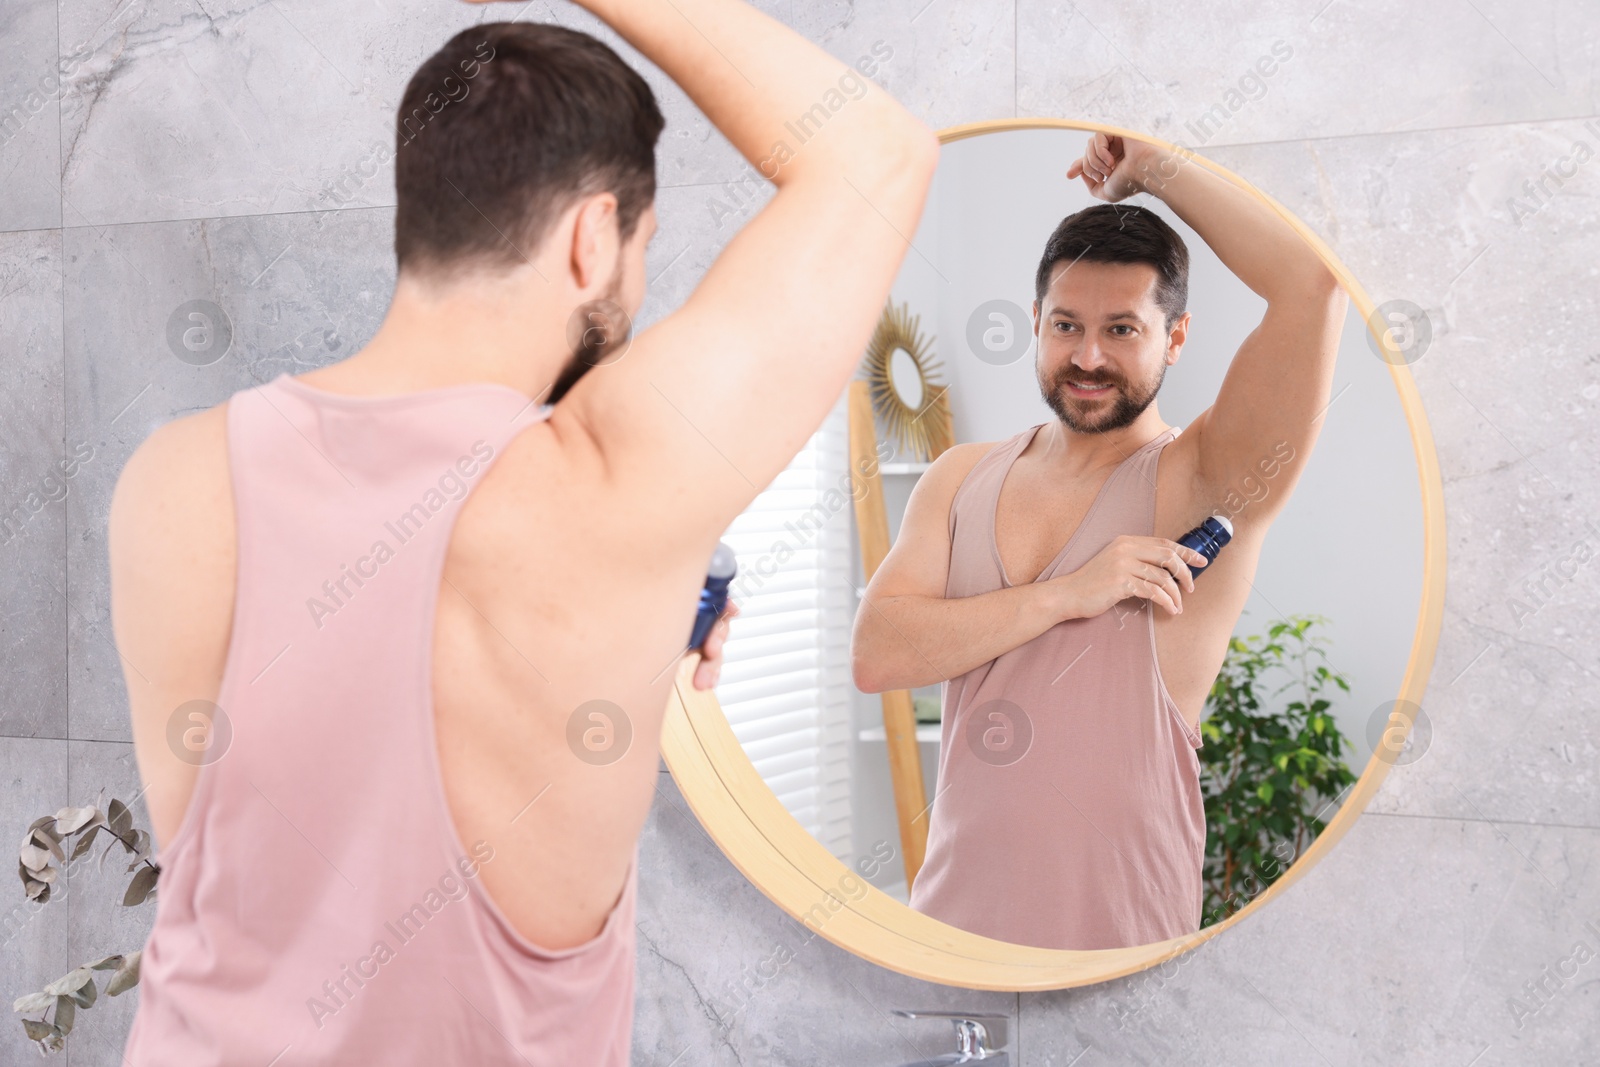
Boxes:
[13,792,159,1053]
[12,954,141,1054]
[16,793,159,908]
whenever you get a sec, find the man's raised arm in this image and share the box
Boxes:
[555,0,940,554]
[1070,134,1347,527]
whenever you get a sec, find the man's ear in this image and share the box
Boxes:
[569,192,621,291]
[1166,310,1191,362]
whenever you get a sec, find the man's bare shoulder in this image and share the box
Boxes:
[883,439,1003,546]
[109,399,235,634]
[921,439,1000,493]
[113,402,231,516]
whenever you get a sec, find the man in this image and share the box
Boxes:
[107,0,937,1061]
[851,132,1346,951]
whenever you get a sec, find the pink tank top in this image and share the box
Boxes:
[123,373,638,1065]
[906,423,1205,951]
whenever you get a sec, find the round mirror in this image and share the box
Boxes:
[662,118,1443,989]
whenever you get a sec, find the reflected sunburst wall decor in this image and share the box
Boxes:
[862,300,955,462]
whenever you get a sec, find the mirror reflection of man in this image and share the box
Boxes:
[851,133,1347,951]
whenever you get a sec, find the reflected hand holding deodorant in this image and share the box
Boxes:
[1176,514,1233,576]
[689,542,738,652]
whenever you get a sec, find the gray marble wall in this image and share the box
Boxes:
[2,1,1595,1063]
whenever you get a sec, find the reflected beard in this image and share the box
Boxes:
[1039,361,1165,434]
[545,263,628,406]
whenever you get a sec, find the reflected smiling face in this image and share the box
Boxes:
[1031,259,1189,434]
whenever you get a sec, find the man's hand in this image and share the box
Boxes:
[1057,535,1209,619]
[691,599,739,690]
[1065,132,1158,203]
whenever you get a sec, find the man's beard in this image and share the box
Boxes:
[1038,358,1165,434]
[546,261,630,405]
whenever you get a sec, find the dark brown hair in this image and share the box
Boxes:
[393,22,665,279]
[1033,204,1189,329]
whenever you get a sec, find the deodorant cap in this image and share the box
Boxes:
[1211,514,1233,536]
[708,541,738,579]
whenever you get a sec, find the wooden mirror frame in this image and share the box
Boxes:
[659,117,1447,990]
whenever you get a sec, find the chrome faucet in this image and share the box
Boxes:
[891,1010,1010,1065]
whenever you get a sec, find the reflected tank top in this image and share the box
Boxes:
[123,373,639,1065]
[906,422,1205,951]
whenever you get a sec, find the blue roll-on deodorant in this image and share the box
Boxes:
[1176,514,1233,577]
[689,542,738,652]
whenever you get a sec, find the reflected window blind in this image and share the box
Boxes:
[714,390,853,857]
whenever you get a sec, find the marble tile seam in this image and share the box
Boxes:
[1360,810,1600,834]
[11,109,1600,240]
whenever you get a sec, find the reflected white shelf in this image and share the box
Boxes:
[878,461,931,475]
[858,723,942,743]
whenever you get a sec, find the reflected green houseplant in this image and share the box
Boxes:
[1198,613,1357,926]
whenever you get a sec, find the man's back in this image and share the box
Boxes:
[120,375,644,1063]
[116,364,691,950]
[311,356,724,950]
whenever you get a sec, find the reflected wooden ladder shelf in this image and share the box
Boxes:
[845,379,953,892]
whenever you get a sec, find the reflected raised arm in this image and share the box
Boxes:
[1069,133,1348,528]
